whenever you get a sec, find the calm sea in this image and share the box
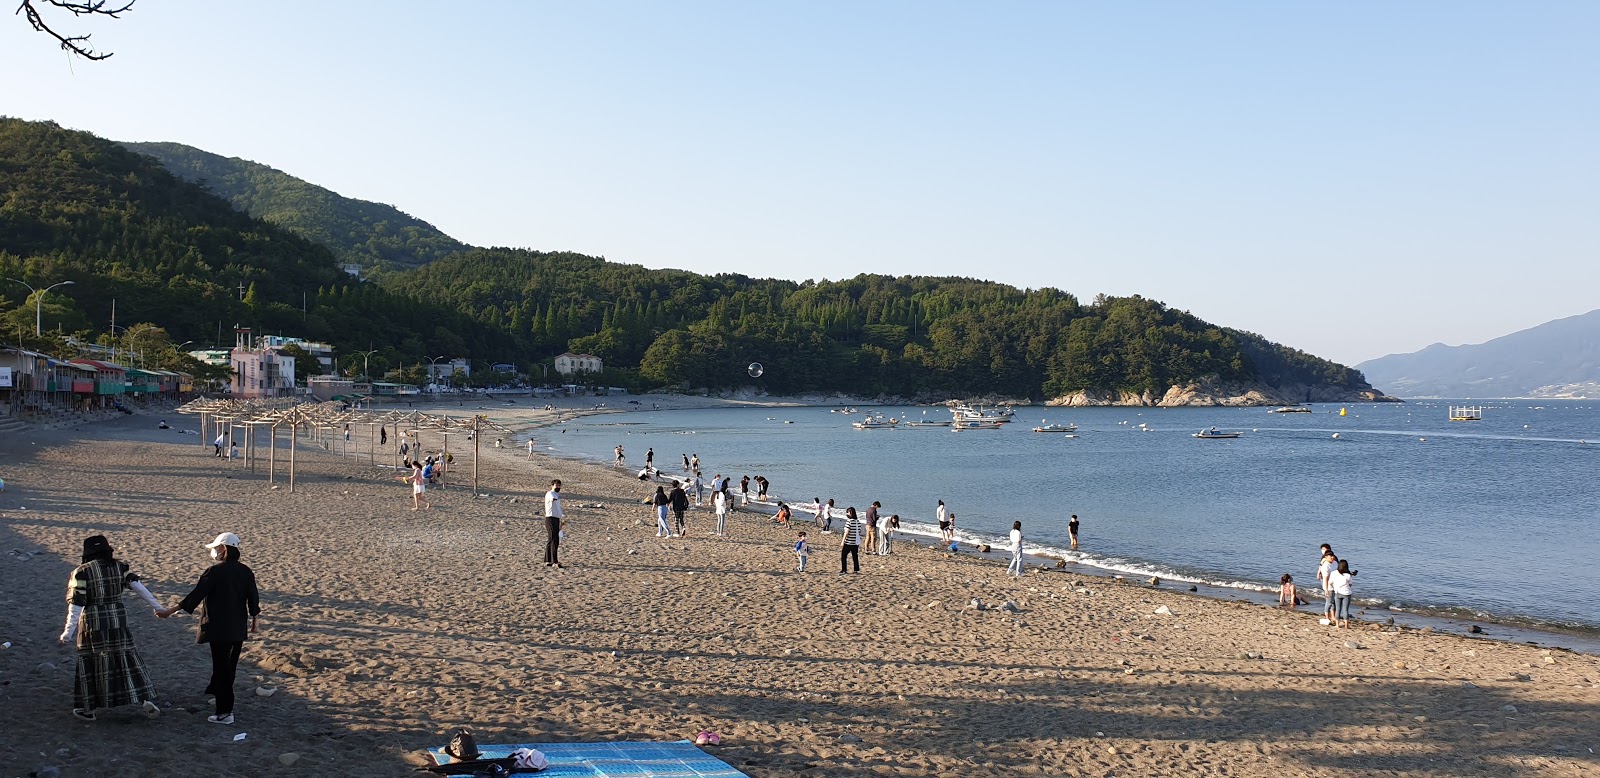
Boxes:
[536,400,1600,632]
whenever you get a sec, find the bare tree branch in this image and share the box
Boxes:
[16,0,135,61]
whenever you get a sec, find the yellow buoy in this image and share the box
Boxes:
[1339,407,1347,417]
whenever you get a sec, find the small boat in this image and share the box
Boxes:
[952,420,1002,431]
[1269,406,1312,414]
[1031,421,1078,433]
[904,410,951,427]
[1193,429,1241,439]
[852,414,898,430]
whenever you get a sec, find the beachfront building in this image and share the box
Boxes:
[260,335,336,374]
[188,348,232,368]
[554,352,603,376]
[230,329,296,399]
[308,375,356,402]
[424,358,472,389]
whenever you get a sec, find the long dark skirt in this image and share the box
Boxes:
[74,600,157,710]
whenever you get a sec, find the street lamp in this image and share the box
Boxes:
[351,349,379,381]
[427,355,448,393]
[6,278,75,336]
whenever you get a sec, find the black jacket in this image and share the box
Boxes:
[668,487,690,512]
[177,560,261,644]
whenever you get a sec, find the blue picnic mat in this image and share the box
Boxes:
[429,740,749,777]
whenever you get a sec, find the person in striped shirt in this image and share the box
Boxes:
[839,507,864,574]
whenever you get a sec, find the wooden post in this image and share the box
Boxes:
[269,422,276,483]
[289,421,297,493]
[473,417,481,494]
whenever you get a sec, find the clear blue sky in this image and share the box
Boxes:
[4,2,1596,365]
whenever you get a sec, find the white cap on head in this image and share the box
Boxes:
[205,532,241,549]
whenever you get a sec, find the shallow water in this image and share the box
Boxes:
[538,400,1600,633]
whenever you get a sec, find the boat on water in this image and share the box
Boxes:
[904,419,951,427]
[1448,405,1484,421]
[1193,428,1242,439]
[830,407,859,414]
[1269,406,1312,414]
[955,407,1015,423]
[952,420,1003,431]
[851,414,899,430]
[1031,421,1078,433]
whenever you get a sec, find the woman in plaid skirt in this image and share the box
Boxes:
[58,535,163,721]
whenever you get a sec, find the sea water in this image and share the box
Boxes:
[538,400,1600,632]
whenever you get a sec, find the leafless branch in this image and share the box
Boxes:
[16,0,136,61]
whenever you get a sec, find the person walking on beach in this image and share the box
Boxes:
[713,482,731,536]
[213,431,226,457]
[401,460,431,511]
[669,480,690,538]
[794,531,809,572]
[1007,521,1024,578]
[877,512,895,555]
[645,448,654,469]
[1068,514,1080,550]
[810,497,824,529]
[692,471,705,507]
[544,480,565,568]
[380,426,388,446]
[937,500,949,542]
[822,499,835,533]
[59,535,163,721]
[864,502,880,552]
[739,475,750,507]
[156,532,260,725]
[839,507,864,574]
[1327,559,1356,628]
[651,486,671,538]
[1317,547,1338,622]
[527,438,536,461]
[614,446,625,467]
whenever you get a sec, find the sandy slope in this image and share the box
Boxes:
[0,411,1596,777]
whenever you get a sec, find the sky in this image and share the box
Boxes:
[3,2,1596,365]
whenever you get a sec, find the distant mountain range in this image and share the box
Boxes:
[1357,310,1600,398]
[121,141,468,270]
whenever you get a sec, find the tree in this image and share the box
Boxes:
[17,0,133,61]
[278,343,324,379]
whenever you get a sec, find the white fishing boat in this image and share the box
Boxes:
[851,414,899,430]
[1031,421,1078,433]
[904,410,952,427]
[1269,406,1312,414]
[1192,428,1242,439]
[955,406,1015,423]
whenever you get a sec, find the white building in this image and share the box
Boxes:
[260,335,335,373]
[554,352,603,375]
[425,358,472,387]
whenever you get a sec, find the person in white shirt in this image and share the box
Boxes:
[213,432,226,457]
[543,480,564,568]
[1327,559,1357,628]
[1007,521,1024,577]
[713,484,731,536]
[821,499,835,533]
[1316,546,1338,621]
[876,512,895,555]
[527,438,536,460]
[937,500,950,542]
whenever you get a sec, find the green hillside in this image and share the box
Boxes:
[382,248,1378,399]
[121,140,467,270]
[0,118,511,375]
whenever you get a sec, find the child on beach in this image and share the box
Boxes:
[1278,574,1305,608]
[774,502,792,527]
[794,531,808,572]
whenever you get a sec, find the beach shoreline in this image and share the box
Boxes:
[1,411,1597,776]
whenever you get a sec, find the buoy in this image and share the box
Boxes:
[1331,433,1340,439]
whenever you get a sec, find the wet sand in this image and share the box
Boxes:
[1,410,1597,776]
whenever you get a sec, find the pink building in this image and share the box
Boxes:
[229,328,296,398]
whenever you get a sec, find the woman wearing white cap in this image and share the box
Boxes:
[157,532,261,725]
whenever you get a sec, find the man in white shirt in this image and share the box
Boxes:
[544,480,565,568]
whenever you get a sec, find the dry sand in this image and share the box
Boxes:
[1,407,1598,777]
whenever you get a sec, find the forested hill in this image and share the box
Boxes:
[121,140,467,270]
[381,248,1381,401]
[0,118,511,368]
[6,117,1380,402]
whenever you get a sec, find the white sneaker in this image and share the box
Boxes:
[142,700,160,717]
[208,713,234,725]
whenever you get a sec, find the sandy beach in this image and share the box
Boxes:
[1,403,1598,777]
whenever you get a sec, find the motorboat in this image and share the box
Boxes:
[1192,429,1242,439]
[952,420,1002,431]
[1031,421,1078,432]
[852,414,898,430]
[1269,406,1312,414]
[904,410,952,427]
